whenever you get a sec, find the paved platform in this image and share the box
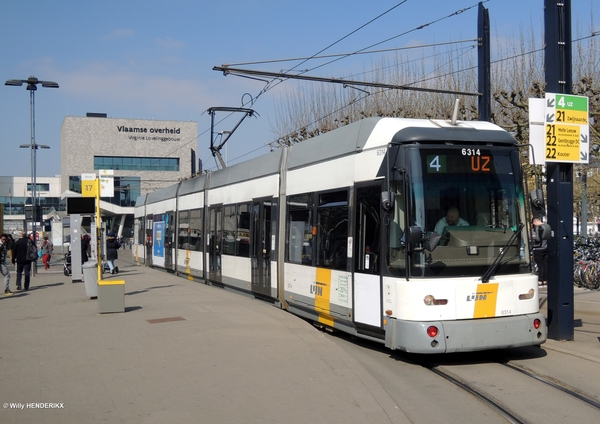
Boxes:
[1,250,598,423]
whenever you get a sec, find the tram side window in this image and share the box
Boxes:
[178,210,190,249]
[221,204,250,257]
[223,205,236,255]
[136,217,145,245]
[189,208,203,252]
[316,191,348,271]
[237,204,250,257]
[287,193,314,265]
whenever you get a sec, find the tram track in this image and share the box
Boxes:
[419,357,600,423]
[574,328,600,336]
[425,364,527,424]
[324,327,600,423]
[501,362,600,411]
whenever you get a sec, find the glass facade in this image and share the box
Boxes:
[94,156,179,172]
[69,176,140,207]
[0,196,64,215]
[26,183,50,192]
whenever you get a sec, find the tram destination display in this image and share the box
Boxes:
[425,149,500,174]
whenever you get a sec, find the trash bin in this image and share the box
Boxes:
[82,261,98,298]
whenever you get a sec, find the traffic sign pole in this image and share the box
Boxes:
[82,174,103,283]
[545,0,574,342]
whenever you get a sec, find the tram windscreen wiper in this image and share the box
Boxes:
[481,223,524,283]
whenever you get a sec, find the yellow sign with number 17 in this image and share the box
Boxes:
[81,173,98,197]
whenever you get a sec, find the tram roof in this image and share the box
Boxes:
[136,117,515,207]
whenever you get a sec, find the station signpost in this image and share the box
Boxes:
[544,93,589,164]
[81,173,102,282]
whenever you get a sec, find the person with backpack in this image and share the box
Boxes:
[1,234,13,295]
[11,231,37,291]
[105,232,121,274]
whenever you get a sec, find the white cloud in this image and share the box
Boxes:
[155,37,186,50]
[106,29,135,40]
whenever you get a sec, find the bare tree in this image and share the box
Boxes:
[271,21,599,219]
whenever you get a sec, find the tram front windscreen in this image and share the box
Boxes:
[387,146,531,278]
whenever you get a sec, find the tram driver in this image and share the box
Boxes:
[434,206,469,235]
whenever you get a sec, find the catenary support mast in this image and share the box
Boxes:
[545,0,574,341]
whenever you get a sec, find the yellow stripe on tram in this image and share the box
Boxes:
[473,283,499,318]
[315,268,334,327]
[186,250,194,280]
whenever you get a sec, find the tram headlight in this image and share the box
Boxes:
[424,295,448,306]
[519,289,535,300]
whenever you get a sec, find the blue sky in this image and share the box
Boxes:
[1,0,598,178]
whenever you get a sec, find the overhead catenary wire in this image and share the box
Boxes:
[284,0,411,75]
[224,39,480,67]
[283,1,488,76]
[125,3,597,177]
[153,19,598,175]
[202,2,490,172]
[197,1,416,171]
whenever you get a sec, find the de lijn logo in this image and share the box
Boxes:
[117,125,181,134]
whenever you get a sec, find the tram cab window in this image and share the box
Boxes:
[316,191,348,270]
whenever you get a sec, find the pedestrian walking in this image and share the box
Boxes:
[1,234,13,295]
[81,234,90,264]
[41,236,54,270]
[106,232,121,274]
[531,217,548,287]
[12,231,35,291]
[4,233,14,262]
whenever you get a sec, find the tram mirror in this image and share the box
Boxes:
[423,232,441,252]
[529,189,546,217]
[381,191,394,211]
[539,223,552,240]
[407,226,422,245]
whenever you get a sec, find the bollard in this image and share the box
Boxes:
[98,280,125,313]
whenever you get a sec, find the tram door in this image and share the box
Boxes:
[145,214,153,266]
[353,185,383,329]
[164,211,174,271]
[251,199,271,297]
[208,206,222,284]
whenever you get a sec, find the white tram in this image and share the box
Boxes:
[133,117,547,353]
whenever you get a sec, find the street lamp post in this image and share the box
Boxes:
[5,76,58,245]
[19,142,50,231]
